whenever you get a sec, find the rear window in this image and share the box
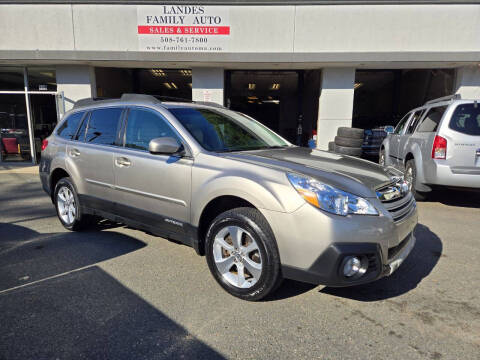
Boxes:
[57,111,85,140]
[449,103,480,136]
[416,106,447,133]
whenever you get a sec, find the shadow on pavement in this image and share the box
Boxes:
[0,222,144,291]
[427,188,480,208]
[0,223,225,359]
[319,224,442,301]
[0,266,225,360]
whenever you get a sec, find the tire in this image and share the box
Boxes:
[405,160,428,201]
[379,148,386,166]
[205,207,283,301]
[334,144,363,157]
[334,136,364,148]
[337,127,364,139]
[54,177,94,231]
[328,141,335,151]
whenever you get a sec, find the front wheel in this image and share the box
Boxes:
[205,207,283,301]
[405,160,428,201]
[379,149,386,166]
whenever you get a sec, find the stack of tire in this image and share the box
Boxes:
[328,127,364,157]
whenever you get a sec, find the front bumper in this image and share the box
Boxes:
[260,197,418,287]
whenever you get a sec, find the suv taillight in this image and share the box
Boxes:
[41,139,48,152]
[432,135,447,159]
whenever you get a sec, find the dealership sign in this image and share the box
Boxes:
[137,5,230,52]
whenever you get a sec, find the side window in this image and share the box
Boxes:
[416,106,447,133]
[84,108,123,145]
[406,110,424,134]
[394,113,411,134]
[125,108,179,151]
[57,111,85,140]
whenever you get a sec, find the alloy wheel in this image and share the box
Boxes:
[212,225,263,289]
[57,186,76,225]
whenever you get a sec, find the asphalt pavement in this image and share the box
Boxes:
[0,171,479,359]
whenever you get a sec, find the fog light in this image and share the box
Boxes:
[343,256,361,277]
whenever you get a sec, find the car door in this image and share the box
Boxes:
[397,109,425,164]
[113,106,193,241]
[65,107,124,210]
[390,112,412,166]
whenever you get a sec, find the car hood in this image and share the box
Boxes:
[223,147,402,198]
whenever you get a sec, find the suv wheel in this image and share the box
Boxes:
[205,207,282,301]
[54,177,93,231]
[405,160,427,201]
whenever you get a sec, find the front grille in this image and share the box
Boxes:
[377,183,416,223]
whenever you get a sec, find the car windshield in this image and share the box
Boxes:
[169,107,291,152]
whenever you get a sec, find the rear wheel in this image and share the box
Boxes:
[54,177,94,231]
[405,160,428,201]
[205,207,282,301]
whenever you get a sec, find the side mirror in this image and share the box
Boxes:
[148,137,182,155]
[384,126,395,134]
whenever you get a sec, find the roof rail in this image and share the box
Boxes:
[120,93,161,104]
[194,101,227,109]
[73,97,116,109]
[425,94,461,105]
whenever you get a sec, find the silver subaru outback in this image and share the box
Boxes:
[40,94,417,301]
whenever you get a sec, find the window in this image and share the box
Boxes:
[57,111,85,140]
[125,108,178,151]
[417,106,447,133]
[406,110,424,134]
[170,107,289,152]
[84,108,123,145]
[449,104,480,136]
[394,113,411,134]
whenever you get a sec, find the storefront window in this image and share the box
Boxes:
[28,67,57,92]
[0,67,59,163]
[0,67,25,91]
[0,94,30,161]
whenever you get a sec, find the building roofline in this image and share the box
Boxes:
[1,0,480,5]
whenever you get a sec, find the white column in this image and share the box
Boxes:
[316,68,355,150]
[455,66,480,99]
[56,66,96,112]
[192,68,224,106]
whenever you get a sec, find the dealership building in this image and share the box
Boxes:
[1,0,480,162]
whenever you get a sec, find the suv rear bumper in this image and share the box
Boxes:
[424,162,480,188]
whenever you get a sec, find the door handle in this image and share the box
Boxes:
[115,157,131,167]
[69,148,80,157]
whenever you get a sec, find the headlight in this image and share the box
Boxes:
[287,173,378,216]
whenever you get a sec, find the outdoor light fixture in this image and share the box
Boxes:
[248,83,256,90]
[151,69,166,77]
[270,83,280,90]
